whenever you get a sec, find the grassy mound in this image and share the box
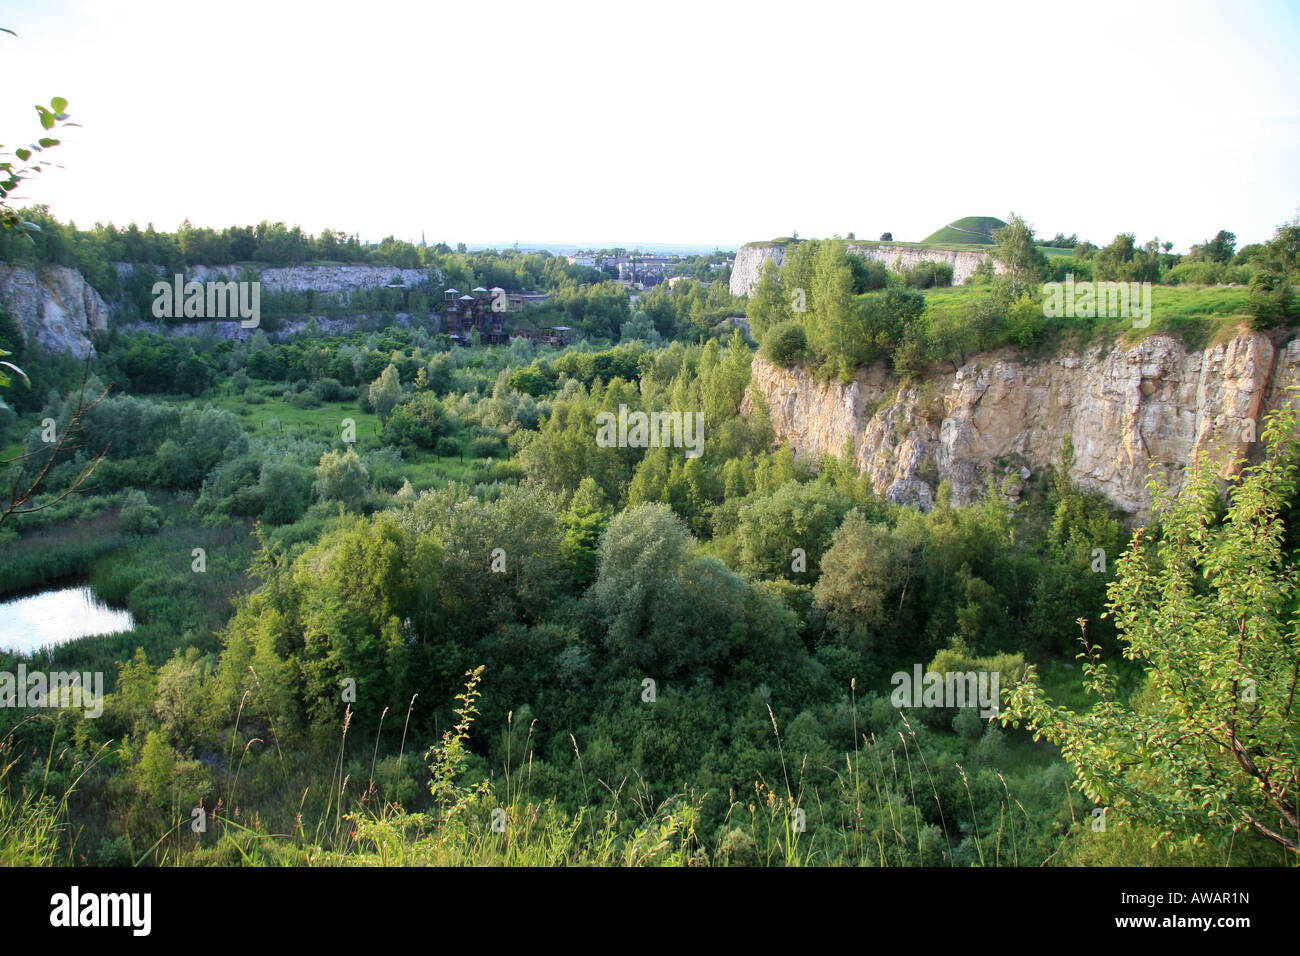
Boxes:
[921,216,1007,245]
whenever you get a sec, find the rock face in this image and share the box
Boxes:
[743,328,1300,519]
[114,262,432,294]
[731,244,791,296]
[730,240,999,296]
[0,264,108,359]
[848,243,998,288]
[0,260,440,359]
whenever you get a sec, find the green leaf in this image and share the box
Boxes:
[14,148,29,161]
[51,97,67,113]
[0,361,27,387]
[38,138,58,148]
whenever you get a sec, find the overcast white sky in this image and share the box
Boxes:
[2,0,1297,251]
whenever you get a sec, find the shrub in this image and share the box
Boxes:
[761,320,807,367]
[1248,268,1296,329]
[118,490,162,536]
[1007,298,1046,347]
[313,377,345,401]
[470,435,504,459]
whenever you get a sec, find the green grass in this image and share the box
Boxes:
[180,389,519,495]
[922,216,1008,246]
[923,282,1253,346]
[187,393,386,448]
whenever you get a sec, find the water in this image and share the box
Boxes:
[0,585,135,655]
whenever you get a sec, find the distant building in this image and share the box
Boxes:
[616,255,673,287]
[667,276,712,289]
[441,286,552,346]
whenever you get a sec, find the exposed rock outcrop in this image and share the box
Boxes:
[730,240,999,296]
[0,260,440,359]
[743,328,1299,519]
[0,264,108,359]
[112,262,432,294]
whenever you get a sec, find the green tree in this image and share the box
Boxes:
[314,446,369,510]
[746,260,790,342]
[991,213,1047,298]
[259,459,313,524]
[119,489,162,535]
[1247,216,1300,329]
[368,364,403,424]
[590,502,747,678]
[1002,399,1300,854]
[760,320,807,367]
[814,509,911,649]
[134,731,176,809]
[1204,229,1237,264]
[736,480,850,582]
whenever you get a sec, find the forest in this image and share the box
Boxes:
[0,210,1297,866]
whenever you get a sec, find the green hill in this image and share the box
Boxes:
[921,216,1007,246]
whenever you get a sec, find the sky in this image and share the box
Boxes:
[1,0,1297,252]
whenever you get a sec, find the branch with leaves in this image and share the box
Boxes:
[1001,395,1300,854]
[0,367,112,527]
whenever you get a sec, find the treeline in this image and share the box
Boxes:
[0,208,757,343]
[0,206,610,304]
[751,217,1300,383]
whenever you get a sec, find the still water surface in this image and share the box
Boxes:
[0,585,135,654]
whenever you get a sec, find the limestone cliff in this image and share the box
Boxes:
[730,240,999,296]
[743,327,1300,519]
[114,262,432,295]
[0,260,439,358]
[0,264,108,359]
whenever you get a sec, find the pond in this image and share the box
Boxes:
[0,585,135,655]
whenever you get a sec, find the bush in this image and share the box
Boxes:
[258,460,313,524]
[313,377,345,401]
[1047,258,1093,282]
[1007,298,1046,347]
[1164,261,1249,286]
[761,320,807,367]
[848,255,889,293]
[1248,268,1297,329]
[119,490,162,536]
[903,261,953,289]
[469,435,505,459]
[507,366,551,397]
